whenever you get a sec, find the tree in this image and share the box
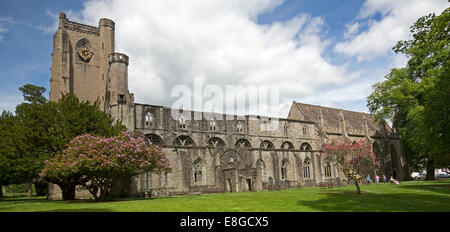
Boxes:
[40,132,171,201]
[367,7,449,180]
[14,84,51,197]
[0,111,30,197]
[322,139,377,194]
[39,93,125,200]
[3,84,125,198]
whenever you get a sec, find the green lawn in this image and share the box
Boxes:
[1,180,449,212]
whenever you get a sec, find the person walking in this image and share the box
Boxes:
[375,175,380,184]
[366,175,371,185]
[383,175,387,184]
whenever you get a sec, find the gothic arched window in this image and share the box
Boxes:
[145,112,154,127]
[325,162,332,177]
[174,135,195,147]
[300,142,312,151]
[193,159,203,183]
[208,137,225,148]
[179,115,186,129]
[237,121,244,133]
[303,158,311,178]
[281,141,294,150]
[209,118,217,131]
[235,139,251,148]
[281,160,289,179]
[260,140,274,149]
[145,133,164,146]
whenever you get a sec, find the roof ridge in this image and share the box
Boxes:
[294,102,373,116]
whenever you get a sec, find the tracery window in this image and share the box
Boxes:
[179,115,186,129]
[145,133,163,146]
[208,137,225,148]
[325,162,332,177]
[174,135,195,147]
[235,139,251,148]
[281,160,289,179]
[145,112,154,127]
[260,140,274,149]
[193,159,203,183]
[209,117,217,131]
[237,121,243,133]
[300,142,312,151]
[303,158,311,178]
[281,141,294,150]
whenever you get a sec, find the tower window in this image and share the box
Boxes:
[179,115,186,129]
[145,112,154,127]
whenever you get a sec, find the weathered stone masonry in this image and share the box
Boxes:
[48,13,409,200]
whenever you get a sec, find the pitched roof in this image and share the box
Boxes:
[291,102,392,135]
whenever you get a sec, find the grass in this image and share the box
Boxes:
[1,180,449,212]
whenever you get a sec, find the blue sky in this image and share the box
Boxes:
[0,0,447,117]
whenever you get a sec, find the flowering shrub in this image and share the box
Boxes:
[40,131,171,201]
[322,138,378,194]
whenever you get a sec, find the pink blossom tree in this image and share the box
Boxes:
[322,138,378,194]
[40,131,171,201]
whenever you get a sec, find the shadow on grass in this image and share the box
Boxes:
[41,208,114,212]
[397,182,450,195]
[296,190,450,212]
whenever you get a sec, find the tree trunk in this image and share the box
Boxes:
[0,184,3,198]
[27,180,33,197]
[354,181,361,194]
[425,158,435,181]
[59,183,77,200]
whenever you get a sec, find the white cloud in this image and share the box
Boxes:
[335,0,447,61]
[343,22,359,39]
[36,9,83,34]
[68,0,362,118]
[0,16,16,42]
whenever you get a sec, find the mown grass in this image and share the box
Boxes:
[1,180,449,212]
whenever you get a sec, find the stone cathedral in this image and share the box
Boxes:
[48,13,409,199]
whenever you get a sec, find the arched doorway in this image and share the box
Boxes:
[220,150,255,192]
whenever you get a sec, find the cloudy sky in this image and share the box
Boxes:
[0,0,447,118]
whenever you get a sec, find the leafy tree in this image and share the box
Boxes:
[0,111,30,197]
[2,84,125,198]
[14,85,51,197]
[367,7,449,180]
[40,132,171,201]
[322,139,377,194]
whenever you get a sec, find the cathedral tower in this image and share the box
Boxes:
[49,12,115,110]
[49,12,135,129]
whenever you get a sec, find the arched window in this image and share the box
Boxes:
[281,141,294,150]
[303,125,309,135]
[179,115,186,129]
[209,118,217,131]
[235,139,251,148]
[325,162,332,177]
[260,140,274,149]
[145,133,164,146]
[237,121,244,133]
[192,159,203,183]
[145,112,154,127]
[303,158,311,178]
[300,142,312,151]
[281,160,289,179]
[174,135,195,147]
[208,137,225,148]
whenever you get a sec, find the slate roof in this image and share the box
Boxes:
[292,102,393,135]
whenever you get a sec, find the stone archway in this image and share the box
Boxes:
[255,159,266,191]
[219,150,255,192]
